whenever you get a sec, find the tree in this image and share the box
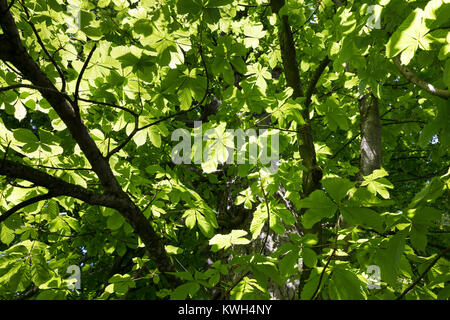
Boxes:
[0,0,449,300]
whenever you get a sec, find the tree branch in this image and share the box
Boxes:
[25,18,67,93]
[0,84,71,99]
[0,159,125,208]
[78,97,139,118]
[0,3,121,193]
[0,192,55,223]
[330,133,360,159]
[2,0,14,14]
[311,246,336,300]
[392,165,449,183]
[393,55,450,99]
[397,246,450,300]
[305,55,330,108]
[74,44,97,115]
[106,22,211,159]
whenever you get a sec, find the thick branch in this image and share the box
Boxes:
[0,84,70,98]
[0,1,121,193]
[0,0,180,281]
[393,55,450,99]
[270,0,320,197]
[0,159,125,208]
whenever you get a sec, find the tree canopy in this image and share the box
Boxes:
[0,0,449,300]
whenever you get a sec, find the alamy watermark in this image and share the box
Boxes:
[366,265,381,290]
[171,121,280,172]
[366,5,382,30]
[56,265,81,290]
[66,3,81,31]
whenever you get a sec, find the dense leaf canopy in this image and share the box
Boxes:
[0,0,449,300]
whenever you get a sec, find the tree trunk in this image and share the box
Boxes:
[359,94,382,178]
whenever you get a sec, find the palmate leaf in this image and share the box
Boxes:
[230,276,268,300]
[182,206,218,238]
[386,8,433,65]
[360,169,394,199]
[209,229,250,251]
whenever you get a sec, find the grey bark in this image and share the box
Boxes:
[358,94,382,178]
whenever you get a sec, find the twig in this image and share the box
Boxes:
[35,164,93,172]
[77,97,139,118]
[74,44,97,115]
[330,134,360,159]
[105,21,211,159]
[25,19,67,93]
[392,165,449,183]
[0,192,56,223]
[382,120,425,126]
[397,246,450,300]
[259,173,270,255]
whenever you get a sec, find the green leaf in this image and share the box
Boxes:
[148,126,161,148]
[279,248,299,277]
[179,87,192,110]
[329,267,364,300]
[177,0,202,15]
[165,245,184,255]
[98,0,111,8]
[386,9,430,64]
[0,225,15,245]
[13,128,38,144]
[340,207,383,233]
[250,205,268,239]
[107,212,125,230]
[107,274,135,295]
[360,169,394,199]
[182,207,217,238]
[133,19,153,36]
[322,177,355,203]
[302,247,317,268]
[206,0,233,8]
[299,190,337,229]
[269,206,295,235]
[171,282,200,300]
[375,230,407,287]
[230,276,267,300]
[209,229,250,251]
